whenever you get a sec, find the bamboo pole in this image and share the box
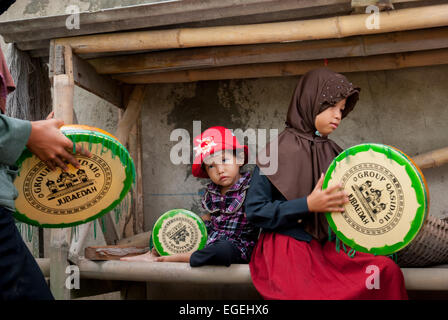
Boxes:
[54,4,448,54]
[86,27,448,75]
[50,44,74,300]
[413,147,448,170]
[112,48,448,83]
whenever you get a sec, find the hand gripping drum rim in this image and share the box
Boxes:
[323,143,428,256]
[13,125,135,228]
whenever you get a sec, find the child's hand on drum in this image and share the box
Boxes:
[307,173,349,213]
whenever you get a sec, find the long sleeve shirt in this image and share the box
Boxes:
[0,114,31,211]
[245,165,313,242]
[202,171,260,260]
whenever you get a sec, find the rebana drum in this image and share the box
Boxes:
[323,143,429,256]
[13,125,135,228]
[152,209,208,256]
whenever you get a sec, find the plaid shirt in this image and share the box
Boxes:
[202,171,259,261]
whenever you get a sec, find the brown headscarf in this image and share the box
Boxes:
[257,68,360,242]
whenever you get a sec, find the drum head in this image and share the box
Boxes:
[323,143,428,255]
[152,209,208,256]
[13,125,135,228]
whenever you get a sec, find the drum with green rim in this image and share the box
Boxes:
[13,125,135,228]
[152,209,208,256]
[323,143,429,256]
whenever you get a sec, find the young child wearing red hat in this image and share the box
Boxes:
[122,126,259,266]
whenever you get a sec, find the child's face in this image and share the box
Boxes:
[203,150,243,192]
[314,98,346,136]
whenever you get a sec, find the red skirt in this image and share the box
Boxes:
[249,232,408,300]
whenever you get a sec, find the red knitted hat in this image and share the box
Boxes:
[192,126,248,178]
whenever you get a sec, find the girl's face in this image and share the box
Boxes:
[204,150,244,194]
[314,98,346,136]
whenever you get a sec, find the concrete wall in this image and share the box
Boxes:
[142,68,448,229]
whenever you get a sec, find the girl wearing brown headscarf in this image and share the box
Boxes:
[245,68,408,300]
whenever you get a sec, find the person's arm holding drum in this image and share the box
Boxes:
[245,166,348,231]
[26,117,92,170]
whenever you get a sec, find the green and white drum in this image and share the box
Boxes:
[323,143,429,255]
[152,209,208,256]
[14,125,135,228]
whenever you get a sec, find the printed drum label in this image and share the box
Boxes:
[156,215,203,255]
[341,162,404,235]
[328,148,421,251]
[14,140,128,227]
[23,154,111,215]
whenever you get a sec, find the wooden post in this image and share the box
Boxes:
[115,86,146,238]
[115,85,146,146]
[50,46,74,300]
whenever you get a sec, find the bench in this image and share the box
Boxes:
[36,258,448,299]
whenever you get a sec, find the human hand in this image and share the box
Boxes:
[201,213,211,221]
[307,173,349,213]
[46,111,54,120]
[26,118,92,171]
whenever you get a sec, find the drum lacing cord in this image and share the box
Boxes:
[328,226,356,258]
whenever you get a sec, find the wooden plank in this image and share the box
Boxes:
[413,146,448,169]
[112,48,448,83]
[87,27,448,75]
[135,118,144,235]
[101,212,121,245]
[115,85,146,146]
[53,4,448,54]
[71,53,123,108]
[54,45,65,76]
[85,245,149,261]
[0,0,348,43]
[117,231,151,247]
[352,0,425,7]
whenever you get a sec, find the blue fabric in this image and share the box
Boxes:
[0,207,53,300]
[190,239,247,267]
[245,166,313,242]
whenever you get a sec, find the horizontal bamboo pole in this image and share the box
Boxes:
[86,27,448,75]
[413,146,448,170]
[77,260,254,284]
[36,257,448,290]
[55,4,448,54]
[112,48,448,83]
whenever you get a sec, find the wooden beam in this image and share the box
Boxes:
[85,245,148,261]
[351,0,425,7]
[117,231,151,247]
[71,53,123,108]
[112,48,448,83]
[413,146,448,169]
[0,0,349,44]
[87,27,448,75]
[54,4,448,54]
[115,85,146,146]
